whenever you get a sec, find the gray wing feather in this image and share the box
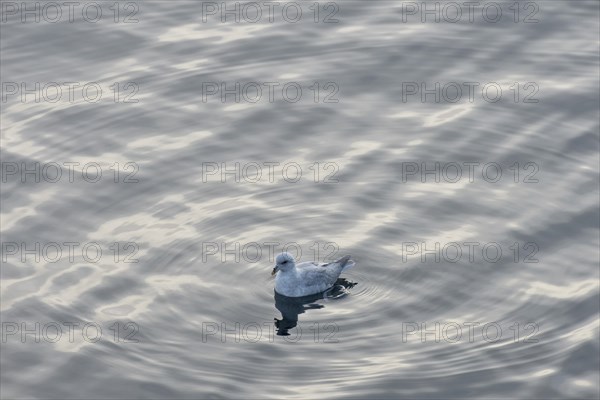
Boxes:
[300,267,338,287]
[296,256,352,289]
[299,259,349,286]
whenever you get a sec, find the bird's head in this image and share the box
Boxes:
[271,252,296,276]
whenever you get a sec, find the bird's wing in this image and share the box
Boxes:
[295,261,320,269]
[296,255,351,270]
[297,263,338,287]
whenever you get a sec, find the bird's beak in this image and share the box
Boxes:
[271,266,279,276]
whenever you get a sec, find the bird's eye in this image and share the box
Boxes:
[282,260,287,264]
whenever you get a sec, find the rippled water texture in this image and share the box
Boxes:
[1,1,599,399]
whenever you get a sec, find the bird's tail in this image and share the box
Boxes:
[335,255,355,271]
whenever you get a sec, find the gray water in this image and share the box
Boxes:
[1,1,599,399]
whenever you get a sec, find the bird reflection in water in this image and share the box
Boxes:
[274,278,357,336]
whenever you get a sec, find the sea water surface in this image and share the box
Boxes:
[1,1,599,399]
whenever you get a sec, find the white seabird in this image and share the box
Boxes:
[271,252,355,297]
